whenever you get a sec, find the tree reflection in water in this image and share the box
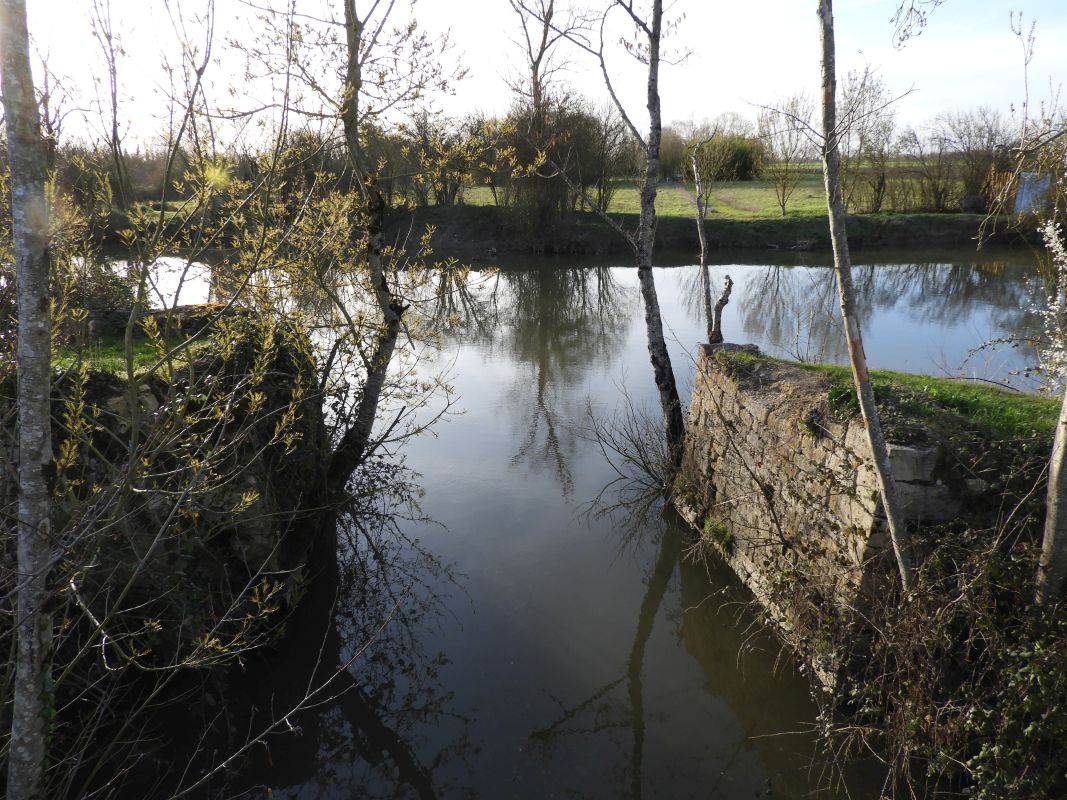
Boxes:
[498,268,633,497]
[229,463,474,799]
[675,255,1041,382]
[421,262,503,340]
[525,510,884,799]
[528,518,681,800]
[219,252,1040,799]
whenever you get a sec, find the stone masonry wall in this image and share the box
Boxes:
[676,345,969,681]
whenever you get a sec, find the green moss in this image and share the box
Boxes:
[702,515,735,553]
[710,348,763,381]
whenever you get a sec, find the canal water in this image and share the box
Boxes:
[242,250,1042,799]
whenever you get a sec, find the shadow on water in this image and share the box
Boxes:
[228,469,475,799]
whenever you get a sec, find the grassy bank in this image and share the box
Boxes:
[55,305,222,374]
[816,363,1059,441]
[717,350,1058,443]
[97,176,1030,258]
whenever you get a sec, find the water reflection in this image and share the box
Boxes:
[238,250,1040,799]
[423,264,502,338]
[529,525,682,800]
[109,255,214,308]
[675,257,1042,386]
[500,269,633,496]
[676,535,886,797]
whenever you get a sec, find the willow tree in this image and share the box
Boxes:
[241,0,463,494]
[0,1,54,796]
[817,0,914,591]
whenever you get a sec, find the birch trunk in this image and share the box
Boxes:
[817,0,914,592]
[1036,388,1067,605]
[637,0,685,469]
[689,148,710,270]
[1,0,55,796]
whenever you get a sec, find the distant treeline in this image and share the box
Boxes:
[22,96,1051,247]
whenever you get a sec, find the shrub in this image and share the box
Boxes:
[59,263,135,337]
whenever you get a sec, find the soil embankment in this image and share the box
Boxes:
[396,204,1033,260]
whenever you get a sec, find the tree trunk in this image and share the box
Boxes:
[1036,388,1067,605]
[1,1,55,797]
[341,0,364,171]
[710,275,733,346]
[327,1,407,493]
[637,0,685,469]
[689,147,717,341]
[326,187,405,492]
[817,0,914,592]
[689,148,710,270]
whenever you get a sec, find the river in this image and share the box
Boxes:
[232,248,1041,799]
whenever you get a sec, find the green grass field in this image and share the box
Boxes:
[463,176,830,220]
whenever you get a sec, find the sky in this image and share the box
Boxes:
[23,0,1067,144]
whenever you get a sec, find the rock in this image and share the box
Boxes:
[896,481,960,522]
[887,444,939,484]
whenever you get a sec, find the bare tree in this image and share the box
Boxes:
[685,133,733,344]
[898,124,957,211]
[758,94,815,217]
[839,68,897,212]
[508,0,569,125]
[891,0,947,46]
[818,0,914,592]
[586,101,633,212]
[619,0,686,467]
[937,107,1011,212]
[0,1,55,796]
[515,0,686,467]
[687,133,716,269]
